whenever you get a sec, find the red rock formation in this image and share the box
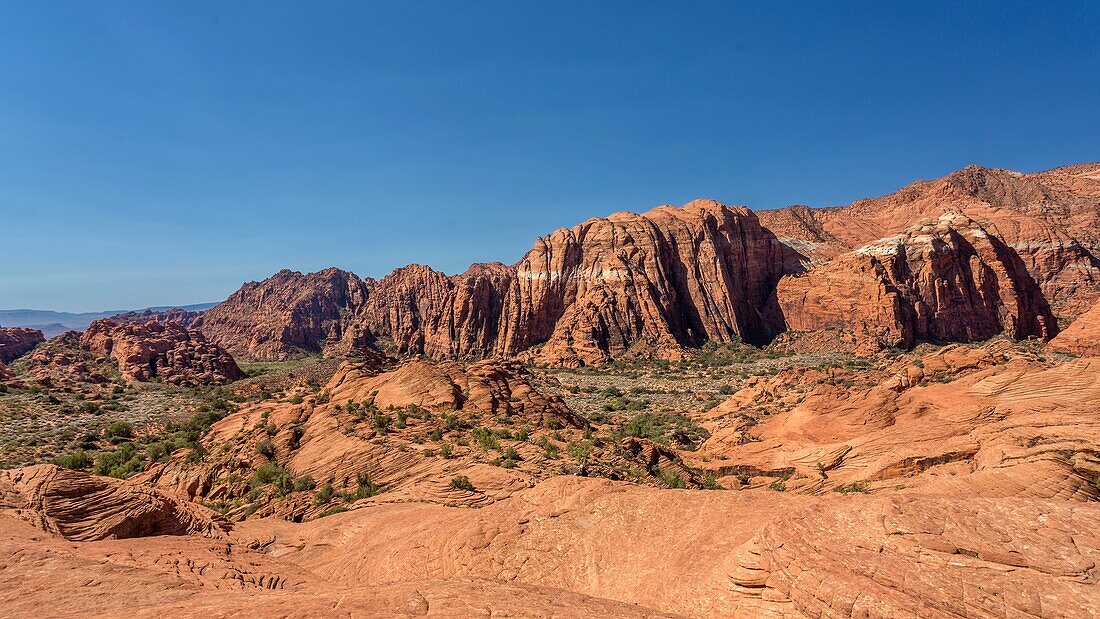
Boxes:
[0,464,225,541]
[198,268,368,360]
[1048,299,1100,357]
[497,200,786,365]
[113,307,204,328]
[760,163,1100,319]
[0,325,44,364]
[81,319,243,386]
[349,199,787,365]
[198,165,1097,364]
[350,262,514,359]
[778,213,1057,349]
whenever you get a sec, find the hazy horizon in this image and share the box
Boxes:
[3,2,1098,312]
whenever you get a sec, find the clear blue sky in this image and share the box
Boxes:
[1,1,1097,312]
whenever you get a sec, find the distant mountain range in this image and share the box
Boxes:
[0,303,218,337]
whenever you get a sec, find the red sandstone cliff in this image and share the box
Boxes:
[760,163,1100,319]
[778,213,1057,349]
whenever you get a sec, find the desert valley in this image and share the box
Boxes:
[1,163,1098,617]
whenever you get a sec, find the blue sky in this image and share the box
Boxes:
[1,1,1097,312]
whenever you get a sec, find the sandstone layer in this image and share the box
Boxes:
[81,319,243,386]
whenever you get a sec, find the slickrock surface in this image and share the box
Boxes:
[0,325,44,364]
[141,358,594,520]
[81,319,243,386]
[197,267,368,359]
[778,213,1057,349]
[1048,298,1100,356]
[688,343,1100,499]
[760,163,1100,319]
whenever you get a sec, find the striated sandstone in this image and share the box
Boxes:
[778,213,1057,349]
[0,464,225,541]
[761,163,1100,319]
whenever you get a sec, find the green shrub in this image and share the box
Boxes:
[439,443,454,458]
[256,439,276,459]
[250,462,286,488]
[293,475,316,491]
[472,426,499,451]
[768,480,786,492]
[449,475,475,492]
[103,421,134,443]
[52,450,92,470]
[354,471,384,499]
[314,482,334,504]
[833,481,870,494]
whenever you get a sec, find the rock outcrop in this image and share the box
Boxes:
[778,213,1057,349]
[0,464,224,541]
[761,163,1100,320]
[494,200,787,365]
[0,325,44,364]
[198,268,368,360]
[1048,298,1100,357]
[81,319,243,386]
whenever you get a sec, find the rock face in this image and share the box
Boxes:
[0,325,44,364]
[198,165,1097,363]
[197,268,368,360]
[1049,299,1100,356]
[351,262,514,359]
[778,213,1057,349]
[81,319,243,386]
[760,163,1100,320]
[495,200,786,365]
[215,201,787,365]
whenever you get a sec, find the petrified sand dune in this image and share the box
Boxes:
[7,470,1090,618]
[689,344,1100,500]
[0,464,224,541]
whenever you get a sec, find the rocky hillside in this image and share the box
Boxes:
[760,163,1100,319]
[196,268,367,360]
[194,164,1098,363]
[777,212,1057,349]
